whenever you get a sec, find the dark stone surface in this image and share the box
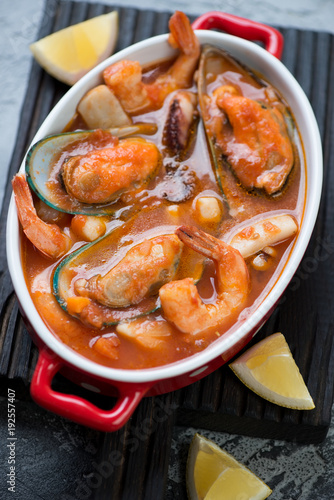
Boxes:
[1,380,101,500]
[167,425,334,500]
[1,380,334,500]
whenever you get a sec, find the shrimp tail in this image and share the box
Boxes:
[176,225,227,262]
[168,11,200,57]
[166,11,200,89]
[12,173,72,259]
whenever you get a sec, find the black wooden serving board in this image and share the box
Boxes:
[0,1,334,498]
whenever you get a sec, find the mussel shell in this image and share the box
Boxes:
[26,131,116,215]
[198,45,298,210]
[53,216,205,328]
[26,123,158,216]
[53,222,161,327]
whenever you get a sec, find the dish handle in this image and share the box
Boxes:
[30,348,153,432]
[192,11,283,59]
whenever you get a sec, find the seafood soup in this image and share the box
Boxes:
[13,12,305,370]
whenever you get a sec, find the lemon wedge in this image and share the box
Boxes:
[30,11,118,85]
[187,433,272,500]
[229,332,315,410]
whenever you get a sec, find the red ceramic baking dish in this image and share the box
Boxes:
[6,11,322,431]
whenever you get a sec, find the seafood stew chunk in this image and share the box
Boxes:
[14,12,305,369]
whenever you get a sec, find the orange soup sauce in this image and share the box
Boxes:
[21,57,306,370]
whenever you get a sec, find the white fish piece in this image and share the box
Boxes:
[77,84,132,129]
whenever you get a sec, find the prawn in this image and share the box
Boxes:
[103,11,200,114]
[159,225,250,334]
[12,174,108,258]
[12,173,72,259]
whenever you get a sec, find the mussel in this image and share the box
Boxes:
[53,215,205,328]
[198,45,297,206]
[26,123,158,216]
[61,137,160,205]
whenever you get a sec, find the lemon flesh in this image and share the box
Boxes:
[187,433,272,500]
[30,11,118,85]
[230,332,315,410]
[205,468,271,500]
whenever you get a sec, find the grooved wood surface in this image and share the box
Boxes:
[1,1,334,498]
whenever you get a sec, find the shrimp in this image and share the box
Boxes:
[159,226,250,334]
[74,234,183,308]
[70,214,107,242]
[12,173,72,259]
[61,137,161,204]
[103,11,200,114]
[209,85,294,195]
